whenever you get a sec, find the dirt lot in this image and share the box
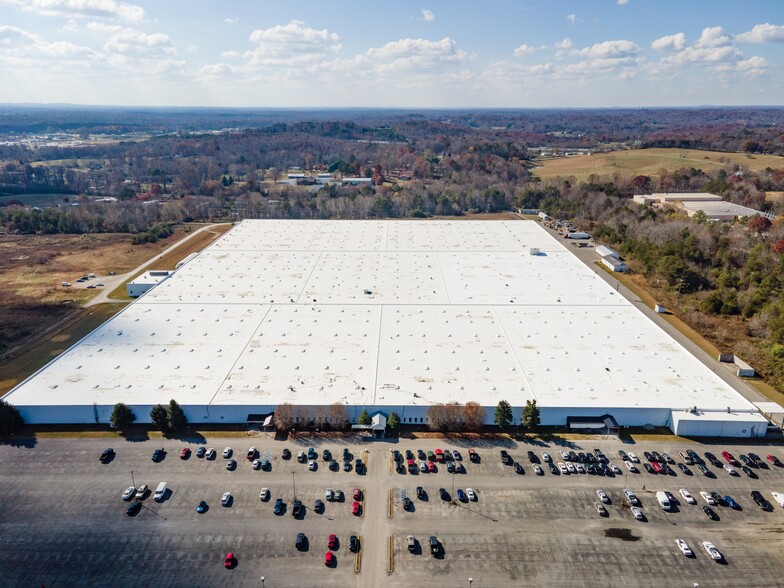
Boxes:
[535,148,784,181]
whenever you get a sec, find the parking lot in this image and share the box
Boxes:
[2,436,784,587]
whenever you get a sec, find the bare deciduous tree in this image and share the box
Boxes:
[275,403,295,431]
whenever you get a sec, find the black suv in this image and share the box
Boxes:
[349,535,360,552]
[751,490,771,510]
[151,448,165,462]
[99,448,114,463]
[292,500,303,517]
[295,532,306,550]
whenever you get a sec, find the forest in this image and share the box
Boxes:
[1,107,784,393]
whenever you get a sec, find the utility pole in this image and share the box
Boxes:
[131,470,135,487]
[291,471,296,500]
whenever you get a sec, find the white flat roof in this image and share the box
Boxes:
[681,200,762,217]
[5,220,758,413]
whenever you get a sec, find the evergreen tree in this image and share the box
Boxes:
[168,399,188,432]
[357,410,372,426]
[522,399,541,431]
[386,412,401,431]
[495,400,513,430]
[0,399,24,436]
[150,404,169,433]
[109,403,136,431]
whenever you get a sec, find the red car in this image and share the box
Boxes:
[768,454,782,466]
[721,451,735,463]
[352,501,361,516]
[353,488,362,500]
[180,448,191,459]
[328,534,337,549]
[651,461,663,474]
[434,448,444,462]
[427,461,436,472]
[224,552,234,568]
[325,551,334,566]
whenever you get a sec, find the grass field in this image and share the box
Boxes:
[535,148,784,181]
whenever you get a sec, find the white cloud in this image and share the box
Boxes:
[554,37,573,50]
[651,32,686,52]
[59,19,79,33]
[513,43,535,57]
[0,24,101,68]
[734,55,767,75]
[366,37,468,72]
[695,26,731,48]
[221,50,240,59]
[566,13,576,24]
[576,39,640,59]
[617,0,629,4]
[736,23,784,44]
[225,17,238,25]
[104,29,175,56]
[421,8,434,22]
[246,20,341,65]
[186,44,198,54]
[0,0,145,22]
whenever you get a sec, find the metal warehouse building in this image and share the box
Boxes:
[2,220,768,437]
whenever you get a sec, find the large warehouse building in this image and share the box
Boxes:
[3,220,769,437]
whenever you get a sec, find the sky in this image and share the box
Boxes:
[0,0,782,108]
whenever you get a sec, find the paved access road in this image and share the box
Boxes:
[2,436,784,587]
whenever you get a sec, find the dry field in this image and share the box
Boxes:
[0,224,230,392]
[535,148,784,181]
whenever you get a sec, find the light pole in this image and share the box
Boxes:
[260,576,265,587]
[291,471,296,500]
[131,470,135,487]
[469,578,473,587]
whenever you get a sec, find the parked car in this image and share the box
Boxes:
[197,500,208,513]
[328,534,337,550]
[259,488,270,501]
[196,447,206,458]
[246,447,256,460]
[767,454,782,466]
[252,459,261,470]
[323,449,331,461]
[558,462,568,474]
[135,485,148,499]
[349,535,359,552]
[628,453,639,463]
[631,507,644,520]
[226,459,237,471]
[679,489,696,504]
[221,492,232,506]
[126,500,142,516]
[439,488,449,501]
[308,460,317,471]
[596,489,609,503]
[222,447,232,458]
[514,462,524,475]
[324,551,334,566]
[724,495,740,510]
[416,486,425,500]
[541,451,551,462]
[456,489,466,502]
[352,501,361,516]
[466,488,476,501]
[533,464,543,475]
[282,448,291,460]
[292,500,303,517]
[453,449,462,461]
[353,488,362,501]
[624,461,638,473]
[407,534,417,552]
[429,536,440,555]
[723,464,738,476]
[618,450,628,461]
[295,532,306,550]
[151,448,165,462]
[206,448,216,459]
[643,463,655,474]
[180,448,191,459]
[314,498,324,513]
[741,465,757,478]
[274,498,284,515]
[623,489,640,506]
[609,463,621,475]
[751,490,771,510]
[468,449,479,462]
[224,552,234,568]
[703,506,719,520]
[702,541,723,561]
[675,539,693,556]
[335,489,344,501]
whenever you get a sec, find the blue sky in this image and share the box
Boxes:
[0,0,782,107]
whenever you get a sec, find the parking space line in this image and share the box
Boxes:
[354,535,362,573]
[387,534,394,573]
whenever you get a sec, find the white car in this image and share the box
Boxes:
[675,539,693,556]
[558,462,568,474]
[772,492,784,508]
[628,453,639,463]
[609,463,621,474]
[724,464,738,476]
[623,489,639,506]
[702,541,723,561]
[466,488,476,501]
[575,464,585,474]
[679,489,696,504]
[206,448,216,459]
[566,462,576,474]
[595,502,608,516]
[541,452,551,463]
[419,461,427,472]
[221,492,232,506]
[222,447,232,458]
[624,461,638,473]
[247,447,257,459]
[308,460,317,471]
[259,488,270,501]
[533,464,543,475]
[700,491,716,505]
[122,486,136,501]
[252,459,261,470]
[631,507,644,520]
[326,488,335,501]
[596,489,609,504]
[560,450,570,461]
[135,484,149,499]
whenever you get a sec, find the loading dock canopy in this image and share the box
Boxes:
[247,413,274,427]
[566,414,619,431]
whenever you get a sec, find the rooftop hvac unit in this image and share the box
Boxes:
[530,247,540,256]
